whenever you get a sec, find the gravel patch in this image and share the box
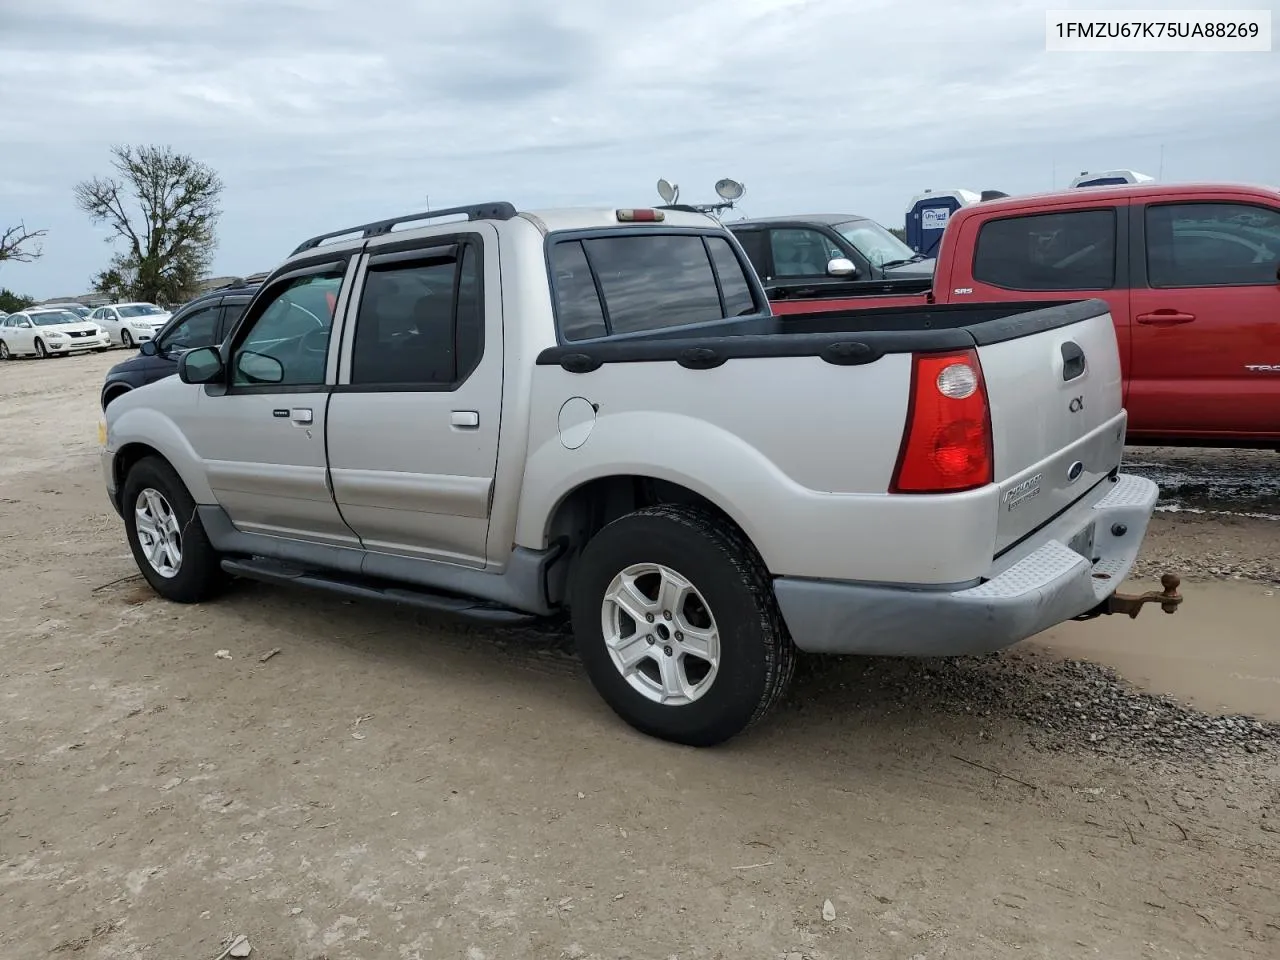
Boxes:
[1130,545,1280,586]
[795,650,1280,764]
[486,614,1280,766]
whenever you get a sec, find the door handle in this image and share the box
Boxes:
[1135,311,1196,326]
[290,407,313,424]
[451,410,480,429]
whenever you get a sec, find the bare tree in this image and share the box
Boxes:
[0,222,47,263]
[74,144,223,304]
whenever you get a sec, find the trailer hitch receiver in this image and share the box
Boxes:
[1073,573,1184,622]
[1105,573,1183,619]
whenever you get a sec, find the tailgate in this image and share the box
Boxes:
[975,301,1126,554]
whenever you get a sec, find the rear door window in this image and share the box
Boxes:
[346,242,483,387]
[973,209,1117,290]
[729,229,770,278]
[158,303,221,353]
[550,232,760,341]
[1146,202,1280,287]
[218,301,248,340]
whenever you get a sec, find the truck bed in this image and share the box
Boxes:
[536,298,1110,368]
[533,295,1126,580]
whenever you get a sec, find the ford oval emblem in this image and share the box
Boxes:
[1066,461,1085,483]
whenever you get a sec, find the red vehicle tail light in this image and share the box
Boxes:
[890,348,993,493]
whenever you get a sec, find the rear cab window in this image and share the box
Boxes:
[548,230,763,342]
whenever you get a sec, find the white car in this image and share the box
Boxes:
[90,302,172,348]
[0,308,112,359]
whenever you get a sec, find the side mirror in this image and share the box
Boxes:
[178,346,225,384]
[235,350,284,384]
[827,257,858,278]
[138,340,158,357]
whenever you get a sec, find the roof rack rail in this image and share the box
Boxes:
[290,201,519,256]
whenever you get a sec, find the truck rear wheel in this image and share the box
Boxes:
[570,504,795,746]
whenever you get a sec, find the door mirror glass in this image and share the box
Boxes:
[235,350,284,384]
[178,346,225,384]
[827,257,858,278]
[138,340,158,357]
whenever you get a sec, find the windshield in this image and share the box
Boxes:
[31,311,83,326]
[118,304,165,318]
[834,219,919,268]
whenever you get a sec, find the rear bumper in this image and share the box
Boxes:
[773,472,1159,657]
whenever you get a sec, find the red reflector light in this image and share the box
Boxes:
[890,348,993,494]
[616,208,665,222]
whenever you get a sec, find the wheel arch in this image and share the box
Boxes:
[108,404,217,506]
[101,383,132,410]
[113,441,169,497]
[541,474,768,607]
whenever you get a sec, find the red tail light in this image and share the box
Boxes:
[890,348,993,493]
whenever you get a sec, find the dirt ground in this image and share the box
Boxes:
[2,351,1277,960]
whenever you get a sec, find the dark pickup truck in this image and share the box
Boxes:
[725,213,935,304]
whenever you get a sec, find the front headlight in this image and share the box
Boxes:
[129,320,152,328]
[46,331,66,338]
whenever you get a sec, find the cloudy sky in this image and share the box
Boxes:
[2,0,1277,298]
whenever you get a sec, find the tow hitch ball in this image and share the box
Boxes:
[1077,573,1184,621]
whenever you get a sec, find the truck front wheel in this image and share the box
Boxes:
[122,456,227,603]
[570,504,795,746]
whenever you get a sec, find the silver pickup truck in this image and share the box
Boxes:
[100,201,1182,746]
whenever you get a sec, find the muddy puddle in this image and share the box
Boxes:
[1124,445,1280,519]
[1033,578,1280,722]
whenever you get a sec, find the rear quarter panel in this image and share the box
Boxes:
[514,357,1010,585]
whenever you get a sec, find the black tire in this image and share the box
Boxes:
[570,504,795,747]
[34,338,48,358]
[121,330,133,348]
[122,456,227,603]
[0,340,10,361]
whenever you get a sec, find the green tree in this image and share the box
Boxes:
[888,226,908,242]
[74,144,223,305]
[0,288,36,313]
[0,222,47,263]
